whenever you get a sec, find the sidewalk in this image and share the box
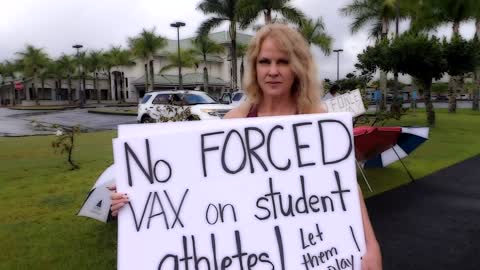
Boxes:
[366,154,480,269]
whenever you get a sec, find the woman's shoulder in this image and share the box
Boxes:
[223,102,252,119]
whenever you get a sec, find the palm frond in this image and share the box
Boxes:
[197,17,226,37]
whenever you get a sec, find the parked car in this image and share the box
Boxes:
[219,91,246,106]
[435,95,449,101]
[137,90,234,123]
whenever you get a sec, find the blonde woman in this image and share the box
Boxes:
[224,24,382,270]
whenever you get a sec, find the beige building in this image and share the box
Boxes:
[0,31,251,106]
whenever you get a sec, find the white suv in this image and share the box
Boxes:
[137,90,234,123]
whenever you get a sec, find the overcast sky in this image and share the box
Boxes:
[1,0,477,81]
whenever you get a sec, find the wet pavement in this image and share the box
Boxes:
[0,101,474,136]
[0,107,137,136]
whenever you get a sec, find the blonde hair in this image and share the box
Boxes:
[244,23,322,113]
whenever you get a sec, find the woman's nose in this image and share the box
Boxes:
[268,64,279,76]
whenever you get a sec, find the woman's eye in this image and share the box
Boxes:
[258,59,270,64]
[278,59,289,65]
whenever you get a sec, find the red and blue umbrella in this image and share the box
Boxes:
[363,127,429,169]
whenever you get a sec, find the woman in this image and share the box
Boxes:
[111,23,381,270]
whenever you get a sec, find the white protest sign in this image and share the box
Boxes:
[324,89,366,117]
[113,112,365,270]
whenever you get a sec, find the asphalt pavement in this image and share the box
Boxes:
[0,107,137,136]
[367,154,480,270]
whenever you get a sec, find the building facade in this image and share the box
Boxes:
[0,31,252,106]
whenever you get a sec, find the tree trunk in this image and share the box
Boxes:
[379,17,389,111]
[41,78,45,99]
[150,58,155,91]
[423,79,435,127]
[33,73,39,105]
[95,72,100,103]
[448,75,462,113]
[56,79,61,101]
[240,57,244,89]
[230,23,238,91]
[203,53,209,94]
[107,70,112,101]
[68,75,72,104]
[10,82,15,106]
[448,22,461,113]
[144,62,149,92]
[120,71,125,103]
[379,71,387,111]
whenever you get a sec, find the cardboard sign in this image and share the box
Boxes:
[324,90,366,117]
[113,113,365,270]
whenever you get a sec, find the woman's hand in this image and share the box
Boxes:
[361,241,382,270]
[108,185,129,217]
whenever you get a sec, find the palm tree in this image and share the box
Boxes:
[341,0,410,111]
[239,0,305,25]
[0,60,19,106]
[160,49,199,74]
[57,55,76,103]
[236,43,247,89]
[102,50,115,101]
[39,59,55,100]
[415,0,477,113]
[108,47,134,102]
[298,17,332,55]
[197,0,244,91]
[16,45,50,105]
[128,28,167,92]
[191,36,225,93]
[85,50,104,103]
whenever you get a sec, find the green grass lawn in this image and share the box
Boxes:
[0,109,479,269]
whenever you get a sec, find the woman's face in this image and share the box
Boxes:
[256,37,295,99]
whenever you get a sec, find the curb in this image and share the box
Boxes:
[88,109,136,116]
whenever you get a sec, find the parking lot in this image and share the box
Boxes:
[0,107,137,136]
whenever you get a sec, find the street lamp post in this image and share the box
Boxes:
[72,44,84,107]
[170,21,186,90]
[333,49,343,81]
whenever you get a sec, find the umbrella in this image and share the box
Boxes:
[353,126,402,161]
[353,126,429,190]
[363,127,429,169]
[77,164,115,223]
[353,126,402,192]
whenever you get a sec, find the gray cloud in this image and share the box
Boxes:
[1,0,477,82]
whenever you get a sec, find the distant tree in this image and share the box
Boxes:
[341,0,415,111]
[16,45,50,105]
[239,0,305,25]
[414,0,478,113]
[191,36,225,93]
[236,43,247,89]
[128,28,167,92]
[108,47,134,102]
[0,60,20,106]
[160,49,199,74]
[442,34,478,112]
[85,50,104,103]
[57,55,76,103]
[197,0,244,90]
[357,33,447,126]
[297,17,332,55]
